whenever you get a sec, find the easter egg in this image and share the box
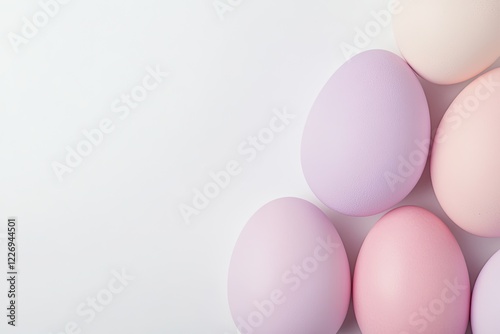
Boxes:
[431,68,500,237]
[228,197,350,334]
[393,0,500,84]
[354,206,470,334]
[301,50,430,216]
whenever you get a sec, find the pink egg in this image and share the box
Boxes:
[431,68,500,237]
[472,249,500,333]
[354,206,470,334]
[301,50,430,217]
[228,198,350,334]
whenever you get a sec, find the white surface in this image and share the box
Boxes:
[0,0,499,333]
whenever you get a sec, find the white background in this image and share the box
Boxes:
[0,0,499,333]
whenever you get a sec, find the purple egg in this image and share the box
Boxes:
[472,249,500,333]
[301,50,430,216]
[228,198,350,334]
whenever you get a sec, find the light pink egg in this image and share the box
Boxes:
[228,198,350,334]
[431,68,500,237]
[354,206,470,334]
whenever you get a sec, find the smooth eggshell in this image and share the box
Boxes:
[354,206,470,334]
[472,249,500,333]
[228,197,350,334]
[301,50,430,217]
[431,68,500,237]
[393,0,500,85]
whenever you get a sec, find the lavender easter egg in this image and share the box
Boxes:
[301,50,430,216]
[472,250,500,333]
[228,197,350,334]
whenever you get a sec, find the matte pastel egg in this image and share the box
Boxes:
[354,206,470,334]
[393,0,500,85]
[431,68,500,237]
[301,50,430,217]
[228,197,350,334]
[472,250,500,333]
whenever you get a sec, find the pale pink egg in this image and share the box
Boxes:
[431,68,500,237]
[228,198,350,334]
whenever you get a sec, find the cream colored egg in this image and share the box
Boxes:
[393,0,500,85]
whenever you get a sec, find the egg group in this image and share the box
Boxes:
[229,2,500,333]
